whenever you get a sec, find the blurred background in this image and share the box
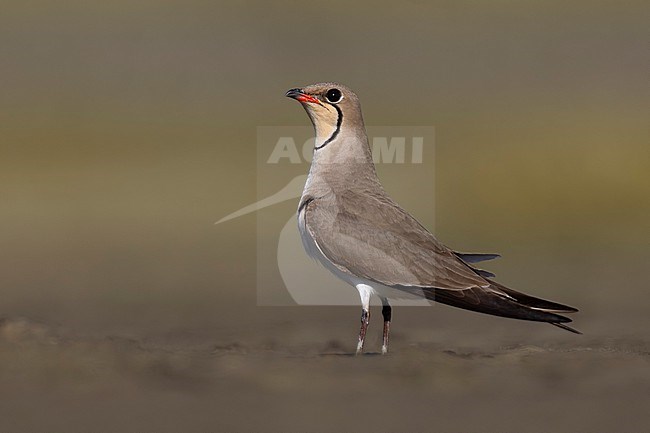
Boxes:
[1,1,648,432]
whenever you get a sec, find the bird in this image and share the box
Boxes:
[285,82,579,355]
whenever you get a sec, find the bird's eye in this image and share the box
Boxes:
[325,88,342,103]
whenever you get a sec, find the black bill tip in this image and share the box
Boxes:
[285,88,303,99]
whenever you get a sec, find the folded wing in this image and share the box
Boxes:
[303,191,579,331]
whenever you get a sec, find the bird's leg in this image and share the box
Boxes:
[380,297,392,355]
[355,284,372,355]
[356,308,369,355]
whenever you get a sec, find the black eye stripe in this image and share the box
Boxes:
[325,88,342,103]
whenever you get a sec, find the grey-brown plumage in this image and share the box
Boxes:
[286,83,580,354]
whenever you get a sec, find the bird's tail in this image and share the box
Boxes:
[423,280,580,333]
[490,280,578,314]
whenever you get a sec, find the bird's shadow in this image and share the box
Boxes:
[319,351,383,357]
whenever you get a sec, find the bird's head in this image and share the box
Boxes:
[285,83,364,149]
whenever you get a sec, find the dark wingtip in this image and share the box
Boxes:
[474,268,496,278]
[551,322,582,334]
[455,252,501,264]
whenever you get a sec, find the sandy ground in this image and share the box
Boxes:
[1,308,648,433]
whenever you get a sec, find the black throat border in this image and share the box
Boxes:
[314,104,342,150]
